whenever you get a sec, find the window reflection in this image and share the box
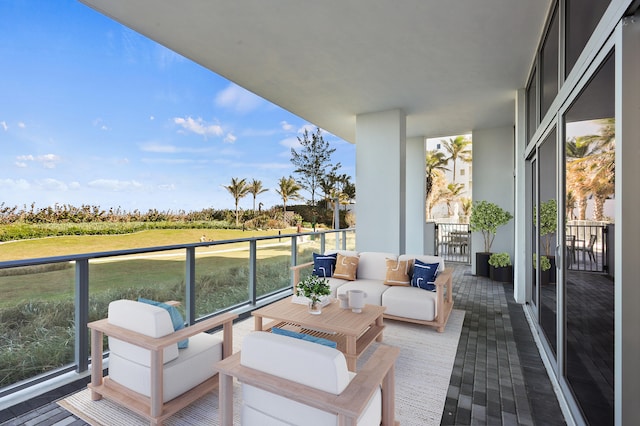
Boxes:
[564,52,614,426]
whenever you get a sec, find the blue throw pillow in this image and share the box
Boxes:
[271,327,337,349]
[411,259,439,292]
[312,252,337,278]
[138,298,189,349]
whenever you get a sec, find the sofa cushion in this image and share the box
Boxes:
[138,298,188,349]
[398,254,445,274]
[271,327,337,348]
[411,259,439,291]
[333,253,359,280]
[336,279,389,306]
[312,252,337,277]
[357,252,397,280]
[384,258,412,286]
[382,286,438,321]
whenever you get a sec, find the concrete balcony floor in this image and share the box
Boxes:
[0,263,566,426]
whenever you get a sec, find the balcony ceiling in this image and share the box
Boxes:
[79,0,550,142]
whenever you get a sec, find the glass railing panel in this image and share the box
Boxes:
[0,261,75,388]
[255,237,293,299]
[194,241,251,317]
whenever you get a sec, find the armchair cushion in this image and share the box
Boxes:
[239,332,382,426]
[138,297,188,348]
[107,299,179,366]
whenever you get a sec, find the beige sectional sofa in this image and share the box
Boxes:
[292,251,454,332]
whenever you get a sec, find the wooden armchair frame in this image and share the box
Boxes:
[216,344,400,426]
[88,302,237,426]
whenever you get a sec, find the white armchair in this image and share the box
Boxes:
[88,299,237,426]
[216,331,400,425]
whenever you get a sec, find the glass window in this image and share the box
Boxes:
[565,0,611,77]
[541,6,559,118]
[563,51,614,426]
[527,67,537,143]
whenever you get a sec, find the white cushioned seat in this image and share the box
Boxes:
[382,286,438,321]
[240,331,381,425]
[107,300,223,402]
[336,279,389,306]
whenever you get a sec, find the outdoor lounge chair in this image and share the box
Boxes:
[88,299,237,426]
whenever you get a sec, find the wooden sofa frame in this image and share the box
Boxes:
[292,261,454,333]
[216,344,400,426]
[87,301,237,426]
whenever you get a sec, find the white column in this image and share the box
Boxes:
[355,109,406,254]
[514,89,527,303]
[406,136,426,254]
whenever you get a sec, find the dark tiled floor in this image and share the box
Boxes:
[1,264,566,425]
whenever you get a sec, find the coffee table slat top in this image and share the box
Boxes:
[252,298,385,336]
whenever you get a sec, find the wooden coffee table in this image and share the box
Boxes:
[252,298,386,371]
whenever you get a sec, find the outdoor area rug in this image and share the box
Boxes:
[59,308,465,426]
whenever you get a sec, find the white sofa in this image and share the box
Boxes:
[216,331,400,425]
[293,251,454,332]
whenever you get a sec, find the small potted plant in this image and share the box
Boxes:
[488,252,513,283]
[534,199,557,283]
[295,275,331,315]
[533,253,552,285]
[469,201,513,277]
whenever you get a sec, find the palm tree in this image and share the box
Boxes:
[222,177,249,226]
[444,183,465,217]
[426,150,449,219]
[275,177,303,219]
[441,136,472,182]
[247,179,268,212]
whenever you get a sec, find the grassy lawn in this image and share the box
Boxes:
[0,228,299,261]
[0,228,315,307]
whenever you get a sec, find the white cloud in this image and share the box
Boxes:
[140,158,195,165]
[17,122,26,129]
[1,121,7,131]
[150,115,155,121]
[215,83,263,114]
[37,178,68,191]
[281,121,294,132]
[0,178,30,190]
[279,136,301,149]
[88,179,143,191]
[224,133,237,144]
[158,183,176,191]
[173,116,223,138]
[298,124,316,134]
[140,143,179,153]
[15,154,61,168]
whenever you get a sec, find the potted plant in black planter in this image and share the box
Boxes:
[535,199,557,283]
[488,252,513,283]
[469,201,513,277]
[533,253,552,285]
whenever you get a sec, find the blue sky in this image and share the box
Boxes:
[0,1,355,213]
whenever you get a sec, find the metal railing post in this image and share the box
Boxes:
[185,247,196,325]
[75,259,89,373]
[249,240,257,305]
